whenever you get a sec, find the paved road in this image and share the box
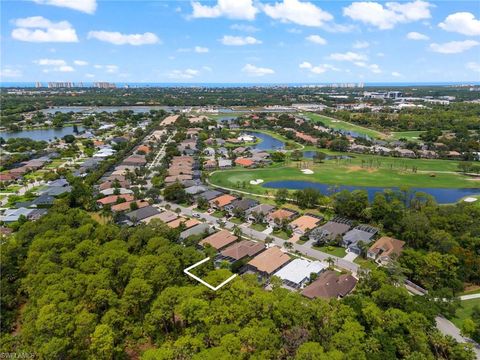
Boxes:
[460,293,480,301]
[158,199,360,274]
[146,132,175,174]
[435,316,480,358]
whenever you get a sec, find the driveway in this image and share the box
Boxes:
[343,252,359,262]
[435,316,480,358]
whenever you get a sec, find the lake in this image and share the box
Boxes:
[41,106,242,114]
[245,131,285,151]
[262,180,480,204]
[0,126,84,142]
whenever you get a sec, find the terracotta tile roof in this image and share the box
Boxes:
[209,194,236,208]
[289,215,321,233]
[235,158,254,167]
[97,194,134,206]
[268,209,296,221]
[137,145,151,154]
[248,246,291,275]
[200,230,238,250]
[166,217,200,229]
[220,240,265,260]
[302,271,357,299]
[111,200,149,212]
[368,236,405,260]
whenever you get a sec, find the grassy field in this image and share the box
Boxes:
[209,160,478,196]
[389,131,425,141]
[313,245,346,258]
[354,257,378,271]
[304,113,387,139]
[250,223,267,231]
[449,298,480,328]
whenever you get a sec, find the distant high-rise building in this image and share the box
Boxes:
[93,82,116,89]
[47,82,73,88]
[35,82,42,88]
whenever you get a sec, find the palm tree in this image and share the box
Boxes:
[326,257,335,270]
[284,241,294,250]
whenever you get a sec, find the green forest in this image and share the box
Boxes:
[1,204,477,359]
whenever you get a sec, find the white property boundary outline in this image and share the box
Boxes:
[184,257,238,291]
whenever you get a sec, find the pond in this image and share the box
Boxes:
[244,131,285,151]
[0,126,85,142]
[302,151,352,160]
[262,180,480,204]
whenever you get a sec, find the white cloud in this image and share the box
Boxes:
[406,31,429,40]
[466,62,480,73]
[242,64,275,76]
[391,71,402,77]
[85,73,95,78]
[105,65,119,73]
[353,40,369,49]
[74,60,88,66]
[32,0,97,14]
[230,24,259,32]
[0,67,22,78]
[194,46,209,53]
[306,35,327,45]
[93,64,119,73]
[34,58,66,66]
[263,0,333,27]
[439,12,480,36]
[11,16,78,42]
[88,31,160,45]
[34,58,75,72]
[430,40,479,54]
[328,51,367,62]
[343,0,431,30]
[299,61,339,74]
[328,52,381,73]
[191,0,258,20]
[220,35,261,46]
[168,68,200,79]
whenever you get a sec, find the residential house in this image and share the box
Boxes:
[203,159,217,170]
[235,158,254,167]
[111,200,149,213]
[225,198,259,217]
[209,194,237,210]
[123,155,147,166]
[342,225,378,254]
[273,259,327,289]
[367,236,405,265]
[185,185,208,195]
[217,240,265,264]
[123,206,160,225]
[308,218,352,244]
[247,246,291,278]
[245,204,275,222]
[289,215,323,236]
[143,210,178,224]
[166,218,200,230]
[394,148,416,158]
[267,209,297,228]
[96,194,134,207]
[195,190,223,202]
[199,230,238,250]
[218,159,232,169]
[301,271,357,299]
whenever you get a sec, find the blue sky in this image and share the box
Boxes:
[1,0,479,83]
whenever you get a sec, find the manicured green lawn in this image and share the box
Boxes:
[229,217,244,224]
[459,288,480,296]
[313,245,346,258]
[304,113,387,139]
[354,257,378,271]
[273,230,290,240]
[209,160,477,196]
[449,299,480,328]
[389,131,425,141]
[211,211,225,218]
[250,223,267,231]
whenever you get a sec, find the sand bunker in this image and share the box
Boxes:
[250,179,264,185]
[301,169,314,175]
[464,197,478,203]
